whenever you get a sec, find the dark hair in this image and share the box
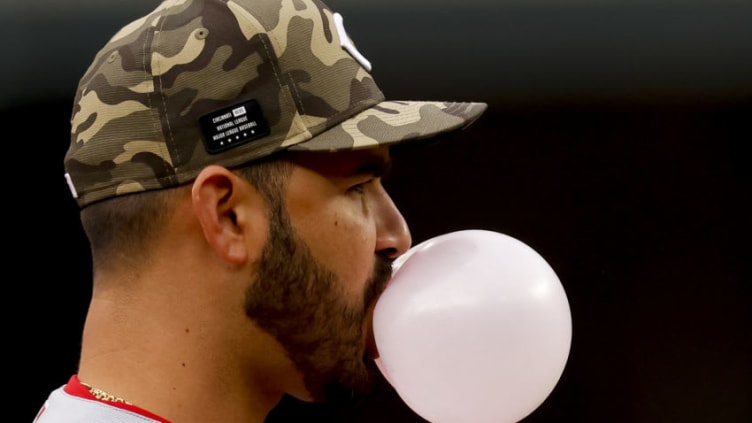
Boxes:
[80,154,293,274]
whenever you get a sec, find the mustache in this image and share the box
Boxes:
[363,256,394,308]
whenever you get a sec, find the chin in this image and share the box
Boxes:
[300,364,374,407]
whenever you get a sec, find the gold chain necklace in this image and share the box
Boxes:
[80,382,132,405]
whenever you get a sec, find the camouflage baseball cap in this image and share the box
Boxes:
[64,0,487,208]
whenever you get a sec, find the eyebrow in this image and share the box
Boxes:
[351,154,392,178]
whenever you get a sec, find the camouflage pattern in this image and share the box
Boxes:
[65,0,487,208]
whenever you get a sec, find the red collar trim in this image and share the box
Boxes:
[64,375,172,423]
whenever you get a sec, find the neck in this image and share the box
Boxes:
[77,283,286,423]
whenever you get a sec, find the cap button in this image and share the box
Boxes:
[195,28,209,40]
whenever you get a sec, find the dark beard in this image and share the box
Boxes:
[244,206,393,404]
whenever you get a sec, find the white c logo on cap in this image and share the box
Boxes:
[334,13,372,72]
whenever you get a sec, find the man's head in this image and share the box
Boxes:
[69,0,486,408]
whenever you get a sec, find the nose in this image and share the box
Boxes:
[373,186,412,260]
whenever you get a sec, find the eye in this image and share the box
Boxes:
[348,178,375,195]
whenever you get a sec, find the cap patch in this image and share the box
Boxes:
[199,99,271,154]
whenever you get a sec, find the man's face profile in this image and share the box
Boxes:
[244,156,394,403]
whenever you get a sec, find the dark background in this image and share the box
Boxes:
[5,1,749,422]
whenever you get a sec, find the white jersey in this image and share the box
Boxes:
[34,376,170,423]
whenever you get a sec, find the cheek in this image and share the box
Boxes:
[299,204,376,298]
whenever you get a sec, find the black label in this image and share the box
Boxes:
[198,99,271,154]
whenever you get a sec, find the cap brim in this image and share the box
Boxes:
[289,100,487,152]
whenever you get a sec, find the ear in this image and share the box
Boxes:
[191,165,265,265]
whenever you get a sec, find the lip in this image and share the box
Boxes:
[364,305,380,360]
[363,267,391,361]
[367,325,379,360]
